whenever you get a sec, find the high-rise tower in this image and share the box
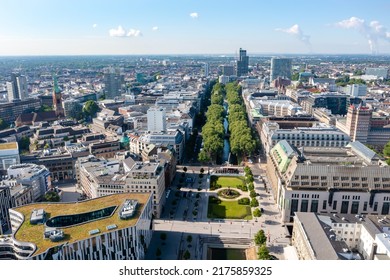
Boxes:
[236,48,249,76]
[270,58,292,81]
[6,73,28,102]
[52,75,64,117]
[103,68,124,99]
[345,104,371,143]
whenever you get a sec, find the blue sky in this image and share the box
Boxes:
[1,0,390,55]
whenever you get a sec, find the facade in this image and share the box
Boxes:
[7,73,28,102]
[261,122,350,154]
[76,156,165,218]
[89,141,122,159]
[345,104,372,143]
[344,84,367,97]
[365,67,389,79]
[0,142,20,171]
[266,140,390,223]
[203,63,209,77]
[0,98,41,123]
[0,187,12,235]
[293,212,390,260]
[7,163,51,201]
[1,193,153,260]
[270,58,292,81]
[301,93,349,115]
[236,48,249,76]
[147,107,166,132]
[103,68,124,99]
[221,65,235,76]
[63,99,82,119]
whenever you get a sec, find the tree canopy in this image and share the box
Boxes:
[0,118,9,130]
[82,100,99,118]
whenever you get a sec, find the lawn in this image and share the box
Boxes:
[207,197,252,220]
[210,176,245,189]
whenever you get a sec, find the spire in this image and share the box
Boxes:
[53,74,61,94]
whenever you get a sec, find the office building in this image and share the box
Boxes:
[270,58,292,81]
[301,93,349,115]
[221,65,235,76]
[103,68,124,99]
[365,67,389,79]
[6,73,28,102]
[0,187,12,235]
[345,104,372,143]
[236,48,249,76]
[63,99,82,119]
[52,75,64,117]
[147,107,166,132]
[7,164,51,201]
[0,98,41,123]
[203,63,209,77]
[0,142,20,171]
[344,84,367,97]
[267,140,390,223]
[1,193,152,260]
[261,123,350,154]
[77,156,165,218]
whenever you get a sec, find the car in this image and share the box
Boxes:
[269,255,279,260]
[260,208,264,213]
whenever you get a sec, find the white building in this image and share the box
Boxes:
[267,140,390,223]
[7,163,51,201]
[76,156,165,218]
[343,84,367,97]
[0,142,20,171]
[147,107,166,132]
[365,67,389,79]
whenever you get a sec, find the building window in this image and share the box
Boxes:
[333,200,337,210]
[381,203,390,215]
[341,201,349,214]
[322,200,327,210]
[351,201,359,214]
[363,201,368,211]
[311,200,319,213]
[374,202,378,212]
[301,200,309,212]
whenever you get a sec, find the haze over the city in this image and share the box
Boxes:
[1,0,390,56]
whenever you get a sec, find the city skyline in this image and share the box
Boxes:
[1,0,390,56]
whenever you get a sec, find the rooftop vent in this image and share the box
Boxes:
[89,229,100,235]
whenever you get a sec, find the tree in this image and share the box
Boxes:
[200,168,204,174]
[253,208,261,217]
[183,166,188,173]
[250,197,259,207]
[82,100,99,118]
[44,191,60,202]
[0,118,9,130]
[183,250,191,260]
[39,104,53,112]
[186,235,192,243]
[198,150,210,163]
[254,230,267,245]
[257,245,271,260]
[18,136,30,152]
[250,190,257,198]
[383,141,390,157]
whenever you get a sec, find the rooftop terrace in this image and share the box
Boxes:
[12,193,150,257]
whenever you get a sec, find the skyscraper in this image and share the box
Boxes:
[104,68,124,99]
[345,104,371,143]
[236,48,249,76]
[6,73,28,102]
[270,57,292,81]
[203,63,209,77]
[52,75,64,117]
[147,107,166,132]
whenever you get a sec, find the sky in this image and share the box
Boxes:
[1,0,390,56]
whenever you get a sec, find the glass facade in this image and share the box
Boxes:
[46,206,117,228]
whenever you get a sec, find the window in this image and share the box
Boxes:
[363,201,368,211]
[290,199,299,216]
[333,176,339,181]
[374,178,380,182]
[374,202,378,212]
[322,200,327,210]
[333,200,338,210]
[351,201,359,214]
[321,176,327,180]
[381,203,390,215]
[301,200,309,212]
[311,200,319,212]
[341,201,349,214]
[341,177,349,181]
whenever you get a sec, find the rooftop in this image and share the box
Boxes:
[0,142,18,151]
[12,193,150,257]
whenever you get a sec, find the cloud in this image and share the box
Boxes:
[109,26,142,37]
[109,25,126,37]
[92,23,97,28]
[127,29,142,37]
[336,17,390,53]
[190,12,198,19]
[276,24,311,49]
[152,26,159,31]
